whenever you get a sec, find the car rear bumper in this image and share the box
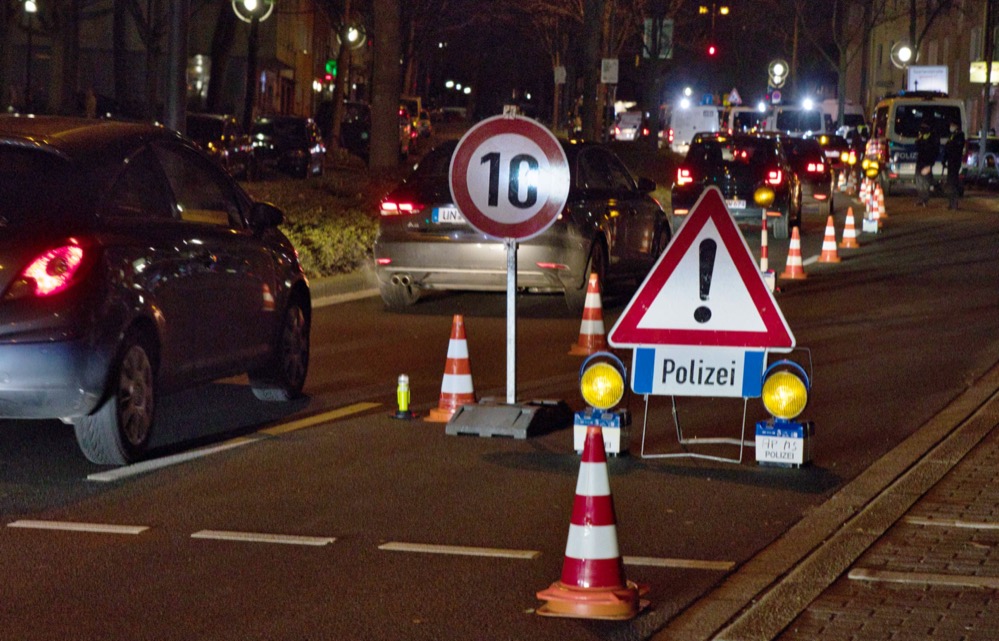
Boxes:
[0,339,108,420]
[373,236,587,293]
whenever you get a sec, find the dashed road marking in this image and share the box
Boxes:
[379,541,540,560]
[191,530,335,546]
[260,402,381,436]
[87,438,260,482]
[7,520,149,535]
[623,556,735,571]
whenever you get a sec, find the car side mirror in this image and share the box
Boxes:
[249,202,284,228]
[636,176,657,193]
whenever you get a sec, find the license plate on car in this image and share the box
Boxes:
[432,207,465,224]
[725,199,747,209]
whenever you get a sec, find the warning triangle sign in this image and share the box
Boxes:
[609,187,794,350]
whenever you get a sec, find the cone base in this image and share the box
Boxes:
[818,254,841,264]
[839,239,860,249]
[569,340,606,356]
[779,270,807,280]
[536,580,649,620]
[426,407,456,422]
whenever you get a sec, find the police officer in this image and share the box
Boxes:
[915,121,939,206]
[943,121,965,210]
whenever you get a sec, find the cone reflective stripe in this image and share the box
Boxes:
[569,273,607,356]
[818,215,841,263]
[427,315,475,422]
[875,183,887,220]
[536,425,648,620]
[779,227,807,280]
[759,212,769,272]
[840,207,860,249]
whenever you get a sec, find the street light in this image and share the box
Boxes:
[23,0,37,111]
[890,42,914,69]
[233,0,275,132]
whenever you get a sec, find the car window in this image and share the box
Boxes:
[577,148,635,191]
[107,147,175,220]
[153,142,246,228]
[688,138,776,167]
[0,148,83,226]
[894,104,962,138]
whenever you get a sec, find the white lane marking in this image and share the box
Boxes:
[850,567,999,589]
[379,541,540,560]
[8,520,149,535]
[261,402,380,436]
[191,530,335,546]
[623,556,735,571]
[803,255,819,266]
[313,289,379,308]
[87,437,260,482]
[905,516,999,530]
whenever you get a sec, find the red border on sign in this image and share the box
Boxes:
[449,116,569,240]
[608,187,795,349]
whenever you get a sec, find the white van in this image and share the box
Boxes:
[764,106,832,135]
[866,91,967,194]
[727,105,768,133]
[668,105,722,154]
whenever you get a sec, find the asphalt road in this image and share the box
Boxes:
[1,187,998,640]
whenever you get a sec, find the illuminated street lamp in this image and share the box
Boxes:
[23,0,38,111]
[233,0,275,132]
[890,42,914,69]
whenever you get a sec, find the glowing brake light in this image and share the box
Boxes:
[766,169,784,186]
[7,242,87,299]
[379,200,421,216]
[806,161,825,173]
[668,128,675,143]
[677,167,694,186]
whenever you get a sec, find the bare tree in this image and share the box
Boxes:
[371,0,401,168]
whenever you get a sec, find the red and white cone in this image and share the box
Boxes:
[818,215,841,263]
[427,315,476,423]
[875,183,887,221]
[569,273,607,356]
[536,425,649,620]
[839,207,860,249]
[779,227,807,280]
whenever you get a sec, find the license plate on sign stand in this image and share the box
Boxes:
[432,207,465,224]
[725,199,746,210]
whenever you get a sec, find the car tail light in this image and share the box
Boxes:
[642,127,650,137]
[677,167,694,186]
[766,169,784,186]
[380,200,422,216]
[806,161,825,173]
[668,128,675,144]
[6,241,88,300]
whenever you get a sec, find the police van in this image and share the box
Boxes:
[867,91,967,194]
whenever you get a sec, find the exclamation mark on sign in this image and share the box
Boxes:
[694,239,717,324]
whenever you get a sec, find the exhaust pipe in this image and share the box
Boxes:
[390,274,413,286]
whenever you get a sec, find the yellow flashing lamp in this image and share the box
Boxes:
[579,353,626,410]
[753,186,775,207]
[761,361,810,420]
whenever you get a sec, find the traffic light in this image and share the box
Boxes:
[324,59,338,78]
[707,44,717,56]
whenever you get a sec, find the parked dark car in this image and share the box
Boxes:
[961,136,999,186]
[671,132,801,239]
[373,139,671,312]
[0,116,311,465]
[251,115,325,178]
[782,136,834,217]
[185,112,257,180]
[339,101,413,162]
[814,133,853,184]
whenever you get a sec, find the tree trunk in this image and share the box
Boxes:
[114,0,130,114]
[582,0,602,140]
[371,0,401,169]
[206,2,237,114]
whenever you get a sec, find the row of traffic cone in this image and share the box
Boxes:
[778,206,865,280]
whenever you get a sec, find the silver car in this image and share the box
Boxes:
[373,139,671,312]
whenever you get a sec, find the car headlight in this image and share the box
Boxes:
[761,362,809,420]
[753,186,775,207]
[579,354,626,410]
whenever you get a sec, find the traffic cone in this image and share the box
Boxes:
[818,215,841,263]
[875,183,887,220]
[569,273,607,356]
[837,170,847,192]
[779,227,807,280]
[536,425,649,620]
[839,207,860,249]
[427,315,476,423]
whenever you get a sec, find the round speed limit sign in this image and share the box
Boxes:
[448,115,570,241]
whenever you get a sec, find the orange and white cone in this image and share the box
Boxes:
[569,273,607,356]
[779,227,807,280]
[839,207,860,249]
[427,315,476,422]
[818,215,841,263]
[875,183,887,220]
[536,425,649,620]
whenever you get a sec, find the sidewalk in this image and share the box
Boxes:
[652,319,999,641]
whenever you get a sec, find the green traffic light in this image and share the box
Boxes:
[325,59,338,77]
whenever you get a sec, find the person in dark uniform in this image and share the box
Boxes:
[914,121,939,206]
[943,121,965,210]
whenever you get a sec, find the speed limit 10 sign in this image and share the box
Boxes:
[448,115,570,241]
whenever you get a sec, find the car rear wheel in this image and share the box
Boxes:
[565,242,606,314]
[73,330,156,466]
[772,211,790,240]
[250,300,310,401]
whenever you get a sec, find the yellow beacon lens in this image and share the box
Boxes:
[580,362,625,410]
[753,186,775,207]
[761,370,808,419]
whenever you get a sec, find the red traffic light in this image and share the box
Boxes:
[707,44,717,56]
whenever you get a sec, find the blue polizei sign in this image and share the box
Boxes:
[631,345,765,398]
